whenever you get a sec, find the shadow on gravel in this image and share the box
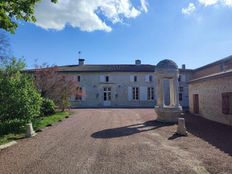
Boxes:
[91,120,174,139]
[184,113,232,156]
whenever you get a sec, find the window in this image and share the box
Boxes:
[105,76,109,82]
[178,75,181,82]
[134,76,137,82]
[149,75,153,82]
[103,87,111,101]
[132,87,139,100]
[179,87,184,92]
[77,75,81,82]
[75,87,82,100]
[222,92,232,114]
[179,93,183,101]
[147,87,154,100]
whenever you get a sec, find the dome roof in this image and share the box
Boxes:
[156,59,178,69]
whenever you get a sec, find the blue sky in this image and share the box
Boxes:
[7,0,232,69]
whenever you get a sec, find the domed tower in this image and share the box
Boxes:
[155,59,182,122]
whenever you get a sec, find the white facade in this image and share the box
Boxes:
[68,71,190,108]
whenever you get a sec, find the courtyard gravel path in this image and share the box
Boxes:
[0,109,232,174]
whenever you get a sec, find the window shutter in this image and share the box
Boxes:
[145,75,149,82]
[182,75,186,82]
[100,75,104,82]
[222,93,229,114]
[130,75,134,82]
[82,87,86,101]
[128,87,132,101]
[140,86,147,101]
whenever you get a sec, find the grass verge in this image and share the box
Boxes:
[0,112,70,145]
[32,112,69,131]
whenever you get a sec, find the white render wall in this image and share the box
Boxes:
[69,72,156,108]
[62,71,190,108]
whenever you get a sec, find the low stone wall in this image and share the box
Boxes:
[189,74,232,126]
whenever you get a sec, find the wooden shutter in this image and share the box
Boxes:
[128,87,132,101]
[82,87,86,101]
[100,75,104,82]
[222,93,229,114]
[182,75,186,82]
[145,75,149,82]
[140,86,147,101]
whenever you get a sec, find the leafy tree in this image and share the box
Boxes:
[0,0,57,33]
[34,65,78,111]
[0,58,42,124]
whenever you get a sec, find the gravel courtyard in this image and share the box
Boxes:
[0,109,232,174]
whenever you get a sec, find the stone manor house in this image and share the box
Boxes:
[59,59,191,109]
[31,55,232,126]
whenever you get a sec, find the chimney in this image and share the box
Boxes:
[135,59,141,65]
[79,59,85,65]
[182,64,186,70]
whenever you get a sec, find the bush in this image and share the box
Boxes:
[40,98,56,116]
[0,58,42,124]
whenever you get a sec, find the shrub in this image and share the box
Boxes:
[0,58,42,124]
[40,98,56,116]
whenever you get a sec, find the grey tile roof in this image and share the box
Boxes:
[58,64,156,72]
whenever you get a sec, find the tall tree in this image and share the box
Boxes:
[34,65,80,111]
[0,0,57,33]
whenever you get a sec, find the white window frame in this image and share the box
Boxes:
[147,87,154,100]
[132,87,139,100]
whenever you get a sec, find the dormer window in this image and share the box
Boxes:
[105,76,109,82]
[149,75,152,82]
[77,75,81,82]
[134,76,137,82]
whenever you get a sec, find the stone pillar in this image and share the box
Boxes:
[156,77,163,108]
[174,76,180,107]
[26,123,36,138]
[177,118,187,136]
[154,59,183,123]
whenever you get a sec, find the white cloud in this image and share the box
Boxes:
[223,0,232,6]
[140,0,148,12]
[182,3,196,15]
[198,0,232,6]
[34,0,148,32]
[198,0,219,6]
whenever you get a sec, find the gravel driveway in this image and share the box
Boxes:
[0,109,232,174]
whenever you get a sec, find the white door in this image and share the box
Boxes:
[103,87,111,106]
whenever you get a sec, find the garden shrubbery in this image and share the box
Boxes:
[0,58,42,134]
[40,98,56,117]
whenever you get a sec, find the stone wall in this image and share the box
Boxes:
[189,74,232,126]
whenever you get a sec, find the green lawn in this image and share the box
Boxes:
[0,112,70,145]
[33,112,69,131]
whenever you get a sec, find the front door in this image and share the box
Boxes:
[103,87,111,106]
[193,94,199,114]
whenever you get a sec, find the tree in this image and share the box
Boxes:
[0,30,11,63]
[0,0,57,33]
[34,65,79,111]
[0,58,42,124]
